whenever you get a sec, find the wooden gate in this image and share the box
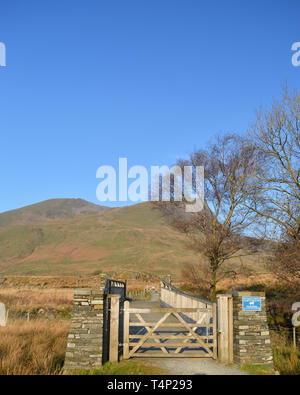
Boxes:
[123,303,217,359]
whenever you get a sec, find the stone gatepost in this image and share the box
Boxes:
[63,278,106,372]
[232,291,273,367]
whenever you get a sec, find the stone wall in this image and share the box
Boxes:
[63,279,106,372]
[232,291,273,367]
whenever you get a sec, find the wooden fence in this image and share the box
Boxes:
[160,280,213,322]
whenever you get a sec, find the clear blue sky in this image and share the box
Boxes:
[0,0,299,213]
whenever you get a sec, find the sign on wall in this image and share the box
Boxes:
[242,296,261,311]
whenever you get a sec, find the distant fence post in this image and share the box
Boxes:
[108,294,120,362]
[217,294,233,364]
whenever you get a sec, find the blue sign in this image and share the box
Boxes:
[242,297,261,311]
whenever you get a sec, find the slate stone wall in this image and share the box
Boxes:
[63,278,106,372]
[232,291,273,367]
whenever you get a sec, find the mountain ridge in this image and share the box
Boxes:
[0,199,265,277]
[0,198,111,229]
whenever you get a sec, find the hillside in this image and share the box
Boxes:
[0,199,109,228]
[0,199,266,277]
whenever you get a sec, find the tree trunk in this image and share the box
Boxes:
[209,262,218,302]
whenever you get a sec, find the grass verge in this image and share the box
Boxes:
[70,360,167,375]
[241,364,274,375]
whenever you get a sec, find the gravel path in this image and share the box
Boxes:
[143,357,247,375]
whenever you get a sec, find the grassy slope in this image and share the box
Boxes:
[0,202,201,276]
[0,200,266,277]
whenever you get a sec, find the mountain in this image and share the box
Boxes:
[0,199,265,277]
[0,198,110,228]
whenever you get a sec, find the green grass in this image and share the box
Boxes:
[70,360,167,375]
[241,364,274,375]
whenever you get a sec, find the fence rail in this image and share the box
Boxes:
[160,280,213,324]
[161,280,213,305]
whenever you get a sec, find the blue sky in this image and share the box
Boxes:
[0,0,299,212]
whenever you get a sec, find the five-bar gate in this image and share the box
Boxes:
[123,303,217,359]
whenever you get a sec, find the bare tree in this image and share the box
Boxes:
[271,237,300,294]
[245,87,300,290]
[246,86,300,241]
[154,134,258,301]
